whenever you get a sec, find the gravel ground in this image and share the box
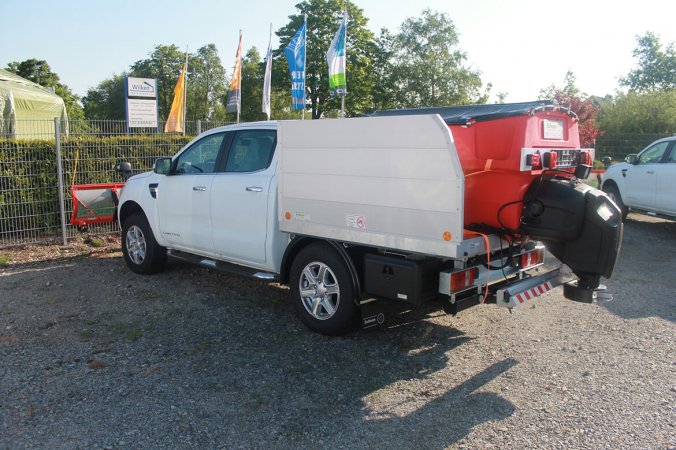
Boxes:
[0,214,674,449]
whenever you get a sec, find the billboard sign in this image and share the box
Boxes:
[127,77,157,98]
[125,77,158,129]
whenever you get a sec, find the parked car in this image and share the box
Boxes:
[601,136,676,220]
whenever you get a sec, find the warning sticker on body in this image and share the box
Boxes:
[346,214,367,230]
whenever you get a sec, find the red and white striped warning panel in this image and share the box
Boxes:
[496,268,562,309]
[512,280,554,304]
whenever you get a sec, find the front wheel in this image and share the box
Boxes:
[121,213,167,274]
[289,243,357,335]
[602,183,628,220]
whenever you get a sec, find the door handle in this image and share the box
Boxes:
[246,186,263,192]
[646,170,655,174]
[193,186,207,191]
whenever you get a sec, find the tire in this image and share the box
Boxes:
[289,243,357,335]
[602,183,629,220]
[121,213,167,274]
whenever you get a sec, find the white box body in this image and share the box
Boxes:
[278,115,467,258]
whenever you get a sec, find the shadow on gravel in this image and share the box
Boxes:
[600,216,676,323]
[358,357,518,447]
[0,254,518,448]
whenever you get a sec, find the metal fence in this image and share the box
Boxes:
[0,119,232,248]
[595,133,669,163]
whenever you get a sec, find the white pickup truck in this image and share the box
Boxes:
[601,136,676,220]
[117,103,623,334]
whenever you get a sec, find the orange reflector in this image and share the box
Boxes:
[580,151,592,166]
[284,211,291,220]
[520,248,544,269]
[450,267,478,292]
[443,231,452,241]
[544,151,558,169]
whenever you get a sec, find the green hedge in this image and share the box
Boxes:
[0,135,193,236]
[595,133,668,163]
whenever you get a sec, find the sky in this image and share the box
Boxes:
[2,0,675,103]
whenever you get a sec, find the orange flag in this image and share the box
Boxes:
[164,62,187,133]
[226,31,243,116]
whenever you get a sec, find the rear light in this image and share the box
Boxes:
[543,151,558,169]
[579,151,592,166]
[520,248,544,270]
[526,153,541,168]
[449,267,479,292]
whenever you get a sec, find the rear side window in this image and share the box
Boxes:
[665,143,676,163]
[225,130,276,173]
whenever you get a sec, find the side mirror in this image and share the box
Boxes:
[625,154,639,165]
[154,157,172,175]
[115,161,133,181]
[601,156,612,168]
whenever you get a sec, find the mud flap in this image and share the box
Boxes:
[360,298,386,330]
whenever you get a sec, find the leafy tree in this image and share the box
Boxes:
[187,44,228,121]
[238,47,267,122]
[275,0,376,119]
[5,58,85,120]
[599,90,676,134]
[82,73,127,120]
[130,45,186,120]
[540,71,602,147]
[620,32,676,92]
[370,28,398,111]
[384,9,487,108]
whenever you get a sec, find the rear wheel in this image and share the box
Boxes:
[121,213,167,274]
[289,243,357,335]
[602,183,628,220]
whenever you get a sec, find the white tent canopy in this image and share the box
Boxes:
[0,68,68,139]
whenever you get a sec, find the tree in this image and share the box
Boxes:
[620,32,676,92]
[130,45,186,120]
[370,28,398,111]
[5,58,85,120]
[385,9,487,108]
[275,0,376,119]
[187,44,228,121]
[598,90,676,134]
[540,71,602,147]
[82,73,127,120]
[238,47,267,122]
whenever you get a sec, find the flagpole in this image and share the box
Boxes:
[267,23,272,121]
[341,6,347,118]
[182,46,188,135]
[238,30,241,124]
[302,13,307,120]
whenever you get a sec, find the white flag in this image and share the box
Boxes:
[262,24,273,119]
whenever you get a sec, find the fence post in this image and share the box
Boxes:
[196,119,201,136]
[54,117,68,246]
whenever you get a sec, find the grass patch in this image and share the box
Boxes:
[108,322,143,342]
[79,330,94,341]
[0,254,10,267]
[88,237,105,248]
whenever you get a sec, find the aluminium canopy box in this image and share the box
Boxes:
[277,115,468,258]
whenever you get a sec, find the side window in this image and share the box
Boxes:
[225,130,276,173]
[638,142,669,165]
[175,133,225,174]
[665,144,676,163]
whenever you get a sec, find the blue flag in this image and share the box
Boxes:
[284,20,306,111]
